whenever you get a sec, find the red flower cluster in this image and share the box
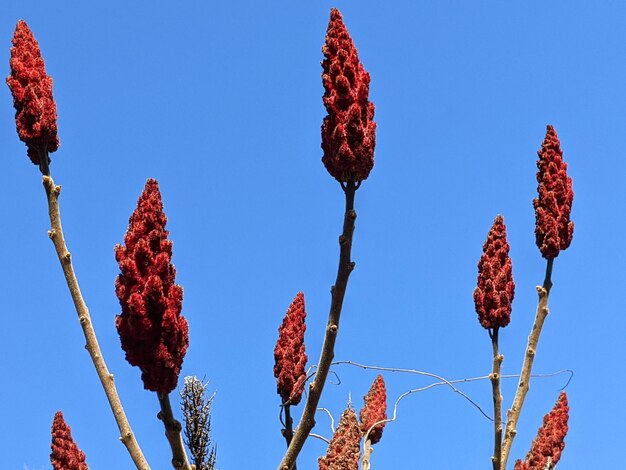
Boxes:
[319,406,362,470]
[50,411,89,470]
[514,392,569,470]
[115,179,189,394]
[6,20,59,168]
[360,374,387,444]
[321,8,376,183]
[473,215,515,329]
[273,292,308,406]
[533,125,574,259]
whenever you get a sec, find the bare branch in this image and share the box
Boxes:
[489,328,503,470]
[279,182,359,470]
[42,176,149,469]
[501,259,555,468]
[158,393,191,470]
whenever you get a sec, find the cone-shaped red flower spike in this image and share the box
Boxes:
[50,411,89,470]
[115,179,189,394]
[360,374,387,444]
[473,215,515,329]
[533,125,574,259]
[318,405,362,470]
[514,392,569,470]
[273,292,308,406]
[321,8,376,183]
[6,20,59,168]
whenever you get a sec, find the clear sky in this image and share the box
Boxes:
[1,2,622,469]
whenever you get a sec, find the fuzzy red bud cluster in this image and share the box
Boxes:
[115,179,189,394]
[321,8,376,183]
[50,411,89,470]
[514,392,569,470]
[533,125,574,259]
[473,215,515,329]
[273,292,308,406]
[6,20,59,167]
[360,374,387,444]
[319,406,362,470]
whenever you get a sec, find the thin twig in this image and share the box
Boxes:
[501,258,554,468]
[332,360,490,419]
[489,328,503,470]
[158,393,192,470]
[278,181,358,470]
[334,360,573,425]
[42,176,149,469]
[309,433,331,445]
[316,407,336,433]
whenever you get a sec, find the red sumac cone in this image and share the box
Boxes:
[115,179,189,394]
[6,20,59,166]
[514,392,569,470]
[273,292,307,405]
[473,215,515,329]
[360,374,387,444]
[533,125,574,259]
[50,411,89,470]
[321,8,376,183]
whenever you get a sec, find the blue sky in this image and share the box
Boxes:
[1,2,622,468]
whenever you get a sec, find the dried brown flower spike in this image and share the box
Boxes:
[319,405,362,470]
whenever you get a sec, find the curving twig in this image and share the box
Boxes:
[333,360,573,424]
[316,407,336,434]
[43,175,149,469]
